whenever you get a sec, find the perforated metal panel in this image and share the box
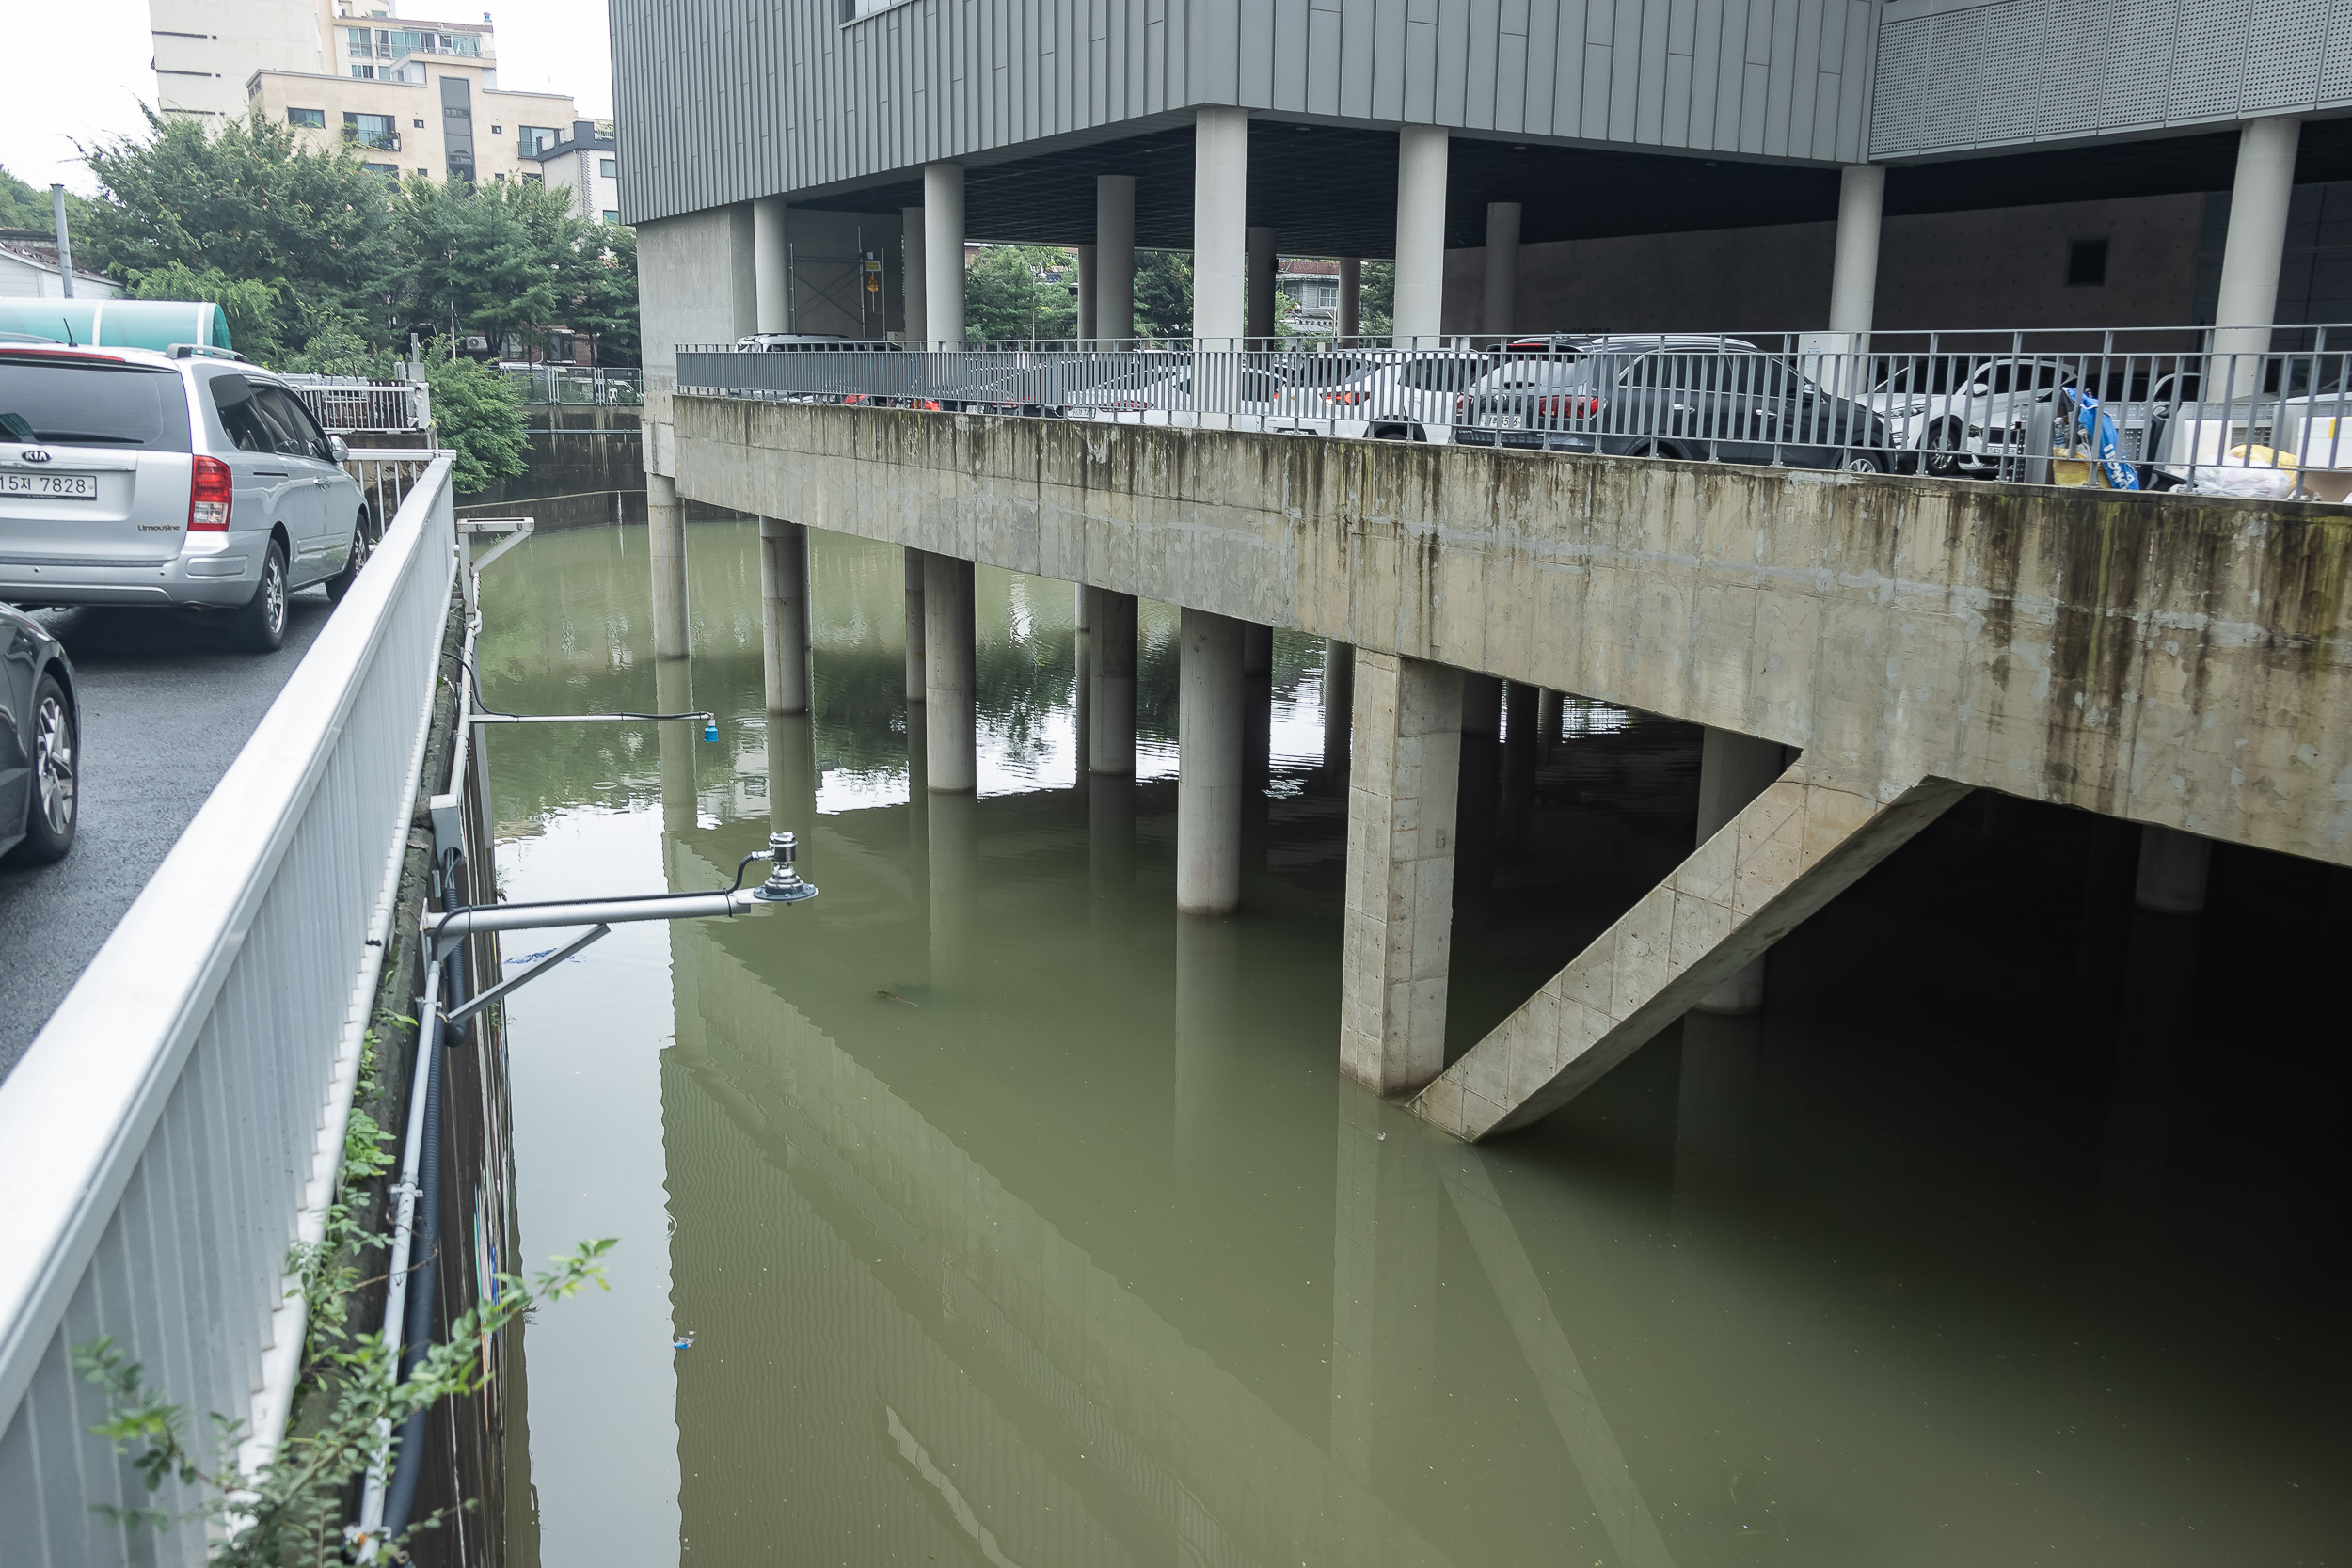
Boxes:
[1972,2,2049,142]
[2040,0,2110,137]
[1868,13,1932,150]
[2244,0,2323,109]
[2169,0,2253,119]
[2099,0,2180,128]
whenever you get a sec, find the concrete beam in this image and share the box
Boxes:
[1413,760,1972,1140]
[1693,727,1787,1014]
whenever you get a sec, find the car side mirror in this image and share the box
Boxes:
[328,435,350,462]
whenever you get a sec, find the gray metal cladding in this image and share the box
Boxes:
[1871,0,2352,157]
[612,0,1878,228]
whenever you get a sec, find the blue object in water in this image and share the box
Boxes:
[673,1330,697,1350]
[703,719,718,742]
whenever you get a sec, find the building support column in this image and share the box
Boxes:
[1693,728,1787,1014]
[757,516,809,715]
[656,657,696,837]
[1337,258,1362,340]
[929,792,979,990]
[1537,688,1564,763]
[1481,201,1519,337]
[923,555,977,793]
[1177,608,1245,915]
[752,196,789,335]
[1454,673,1501,905]
[1827,164,1883,337]
[1075,245,1097,342]
[1322,639,1355,787]
[2135,825,2212,915]
[2215,117,2303,360]
[1501,679,1536,843]
[903,547,927,704]
[1340,652,1463,1096]
[1192,108,1250,341]
[647,472,688,659]
[900,205,927,341]
[1247,227,1278,343]
[1329,1085,1438,1489]
[1088,587,1138,775]
[1095,174,1136,345]
[1392,126,1450,342]
[923,162,965,347]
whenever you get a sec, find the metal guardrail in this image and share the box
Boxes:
[0,451,460,1563]
[500,364,642,405]
[285,374,433,434]
[676,325,2352,498]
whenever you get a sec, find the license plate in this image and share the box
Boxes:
[1479,414,1523,429]
[2,472,96,499]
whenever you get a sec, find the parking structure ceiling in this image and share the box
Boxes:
[788,113,2352,257]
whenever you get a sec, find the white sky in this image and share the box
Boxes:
[1,0,612,198]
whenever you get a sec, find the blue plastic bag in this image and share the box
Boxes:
[2071,391,2140,490]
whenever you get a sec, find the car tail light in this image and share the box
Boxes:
[1325,389,1367,404]
[1534,394,1600,419]
[1455,394,1470,417]
[188,455,232,531]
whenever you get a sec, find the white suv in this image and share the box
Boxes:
[0,343,372,651]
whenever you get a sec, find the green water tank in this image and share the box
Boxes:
[0,299,234,354]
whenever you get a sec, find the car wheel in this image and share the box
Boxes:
[1842,452,1886,473]
[1921,420,1967,477]
[1631,440,1671,460]
[326,510,373,605]
[233,541,290,654]
[6,673,76,866]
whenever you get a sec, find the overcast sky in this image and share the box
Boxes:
[2,0,613,198]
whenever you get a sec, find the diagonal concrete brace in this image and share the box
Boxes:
[1412,760,1973,1141]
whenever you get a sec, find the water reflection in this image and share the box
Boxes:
[482,520,2352,1568]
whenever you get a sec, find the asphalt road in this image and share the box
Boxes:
[0,589,336,1083]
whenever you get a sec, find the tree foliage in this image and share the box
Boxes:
[964,244,1077,341]
[0,166,101,238]
[418,340,528,492]
[1133,249,1192,341]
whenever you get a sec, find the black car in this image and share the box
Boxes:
[0,602,76,865]
[1454,346,1892,472]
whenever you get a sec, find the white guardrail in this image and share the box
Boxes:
[283,375,434,435]
[0,452,459,1564]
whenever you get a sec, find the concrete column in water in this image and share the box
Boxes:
[656,657,696,838]
[1391,125,1450,341]
[923,555,977,793]
[1089,587,1138,775]
[1328,1087,1438,1489]
[1322,639,1355,787]
[1482,201,1519,336]
[1177,608,1245,915]
[923,162,965,346]
[646,472,689,660]
[929,790,980,991]
[1192,107,1249,341]
[1454,673,1501,904]
[1694,727,1787,1014]
[2214,118,2302,361]
[899,205,927,341]
[1501,679,1537,843]
[1241,622,1274,877]
[1095,175,1136,344]
[1827,164,1883,336]
[1173,911,1245,1184]
[1247,228,1278,342]
[2135,824,2212,915]
[765,713,818,841]
[1336,258,1361,340]
[751,196,788,334]
[902,547,927,705]
[757,516,810,716]
[1340,652,1464,1096]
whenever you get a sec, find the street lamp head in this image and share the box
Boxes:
[752,830,818,903]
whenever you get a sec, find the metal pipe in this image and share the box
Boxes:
[425,890,758,946]
[49,184,72,301]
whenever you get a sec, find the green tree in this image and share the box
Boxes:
[420,340,528,492]
[963,244,1076,341]
[1133,249,1192,341]
[1358,260,1395,338]
[125,261,292,363]
[0,166,100,239]
[569,222,640,364]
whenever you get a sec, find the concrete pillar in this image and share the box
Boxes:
[1096,174,1136,345]
[646,472,688,660]
[757,516,809,715]
[928,790,979,991]
[2135,824,2212,915]
[900,205,927,341]
[2214,117,2303,361]
[1075,244,1097,342]
[1247,227,1278,343]
[655,657,696,837]
[1537,688,1564,763]
[1340,652,1463,1095]
[1328,1086,1438,1490]
[1089,769,1138,1010]
[1337,258,1362,340]
[752,196,789,335]
[1454,673,1501,905]
[1088,588,1137,775]
[765,712,818,842]
[902,547,927,704]
[1827,164,1883,336]
[1501,678,1536,842]
[1322,639,1354,785]
[1693,728,1788,1014]
[923,162,965,347]
[1481,201,1519,337]
[1177,608,1245,915]
[1192,107,1250,341]
[1392,125,1450,342]
[1173,912,1245,1183]
[923,555,977,793]
[1241,623,1273,878]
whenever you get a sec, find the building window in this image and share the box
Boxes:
[490,123,502,134]
[493,171,505,182]
[413,119,424,127]
[518,125,559,155]
[287,107,325,127]
[342,111,399,150]
[349,64,374,78]
[599,156,615,178]
[361,161,398,179]
[2066,237,2109,288]
[520,172,542,184]
[602,210,619,224]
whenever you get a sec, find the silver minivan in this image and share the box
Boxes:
[0,343,373,652]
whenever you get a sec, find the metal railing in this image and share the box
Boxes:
[676,325,2352,497]
[500,364,642,405]
[286,374,433,434]
[0,451,460,1564]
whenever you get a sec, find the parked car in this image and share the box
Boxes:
[1067,363,1308,431]
[0,343,373,652]
[1294,349,1497,442]
[0,600,76,865]
[1861,356,2087,475]
[1453,342,1889,470]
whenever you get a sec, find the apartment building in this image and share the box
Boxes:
[525,119,622,223]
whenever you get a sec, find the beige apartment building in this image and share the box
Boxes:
[153,0,576,186]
